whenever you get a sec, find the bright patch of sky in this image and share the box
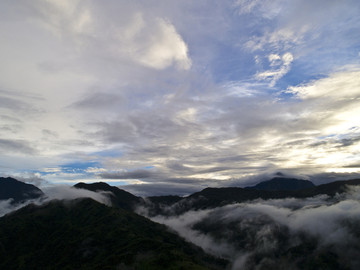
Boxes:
[1,0,360,195]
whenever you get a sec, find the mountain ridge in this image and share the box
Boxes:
[246,177,315,191]
[0,198,228,270]
[3,176,360,217]
[0,177,43,204]
[141,178,360,216]
[1,176,360,269]
[74,181,143,211]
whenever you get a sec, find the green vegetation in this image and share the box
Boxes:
[0,198,227,270]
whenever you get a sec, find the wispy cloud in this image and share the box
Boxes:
[256,52,294,86]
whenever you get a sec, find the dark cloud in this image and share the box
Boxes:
[309,139,329,147]
[216,155,256,163]
[0,124,22,134]
[343,163,360,168]
[338,135,360,148]
[197,166,234,174]
[166,161,193,173]
[0,89,42,100]
[71,92,124,110]
[0,96,35,113]
[100,169,156,180]
[42,129,58,138]
[164,162,235,175]
[98,165,360,196]
[308,172,360,185]
[0,115,22,123]
[164,177,219,186]
[94,120,136,144]
[119,176,229,197]
[0,139,36,155]
[128,112,195,141]
[224,171,309,188]
[0,115,23,135]
[100,167,223,196]
[0,89,43,115]
[310,134,360,149]
[121,182,204,197]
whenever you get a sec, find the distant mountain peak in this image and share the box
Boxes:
[0,177,44,204]
[248,177,315,191]
[74,182,112,191]
[74,181,142,211]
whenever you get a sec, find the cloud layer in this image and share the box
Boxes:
[148,186,360,269]
[0,0,360,191]
[0,183,111,217]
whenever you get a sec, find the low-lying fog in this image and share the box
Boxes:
[141,186,360,270]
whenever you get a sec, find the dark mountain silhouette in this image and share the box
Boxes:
[72,178,360,217]
[297,178,360,197]
[0,198,228,270]
[247,177,315,191]
[74,182,142,211]
[1,177,359,269]
[147,195,183,205]
[0,177,43,204]
[142,178,360,216]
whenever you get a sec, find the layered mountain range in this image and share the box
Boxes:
[1,176,360,269]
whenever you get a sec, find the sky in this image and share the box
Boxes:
[1,0,360,195]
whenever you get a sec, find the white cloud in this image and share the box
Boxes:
[86,66,360,184]
[0,183,112,217]
[0,0,193,175]
[268,54,281,66]
[130,17,192,70]
[145,187,360,269]
[151,209,235,258]
[288,69,360,100]
[256,52,293,86]
[282,52,293,65]
[286,68,360,135]
[42,185,111,205]
[234,0,285,19]
[34,2,191,71]
[36,0,93,38]
[0,199,16,217]
[247,26,308,52]
[234,0,262,14]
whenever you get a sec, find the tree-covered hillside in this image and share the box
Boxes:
[0,198,227,270]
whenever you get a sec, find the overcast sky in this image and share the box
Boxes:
[1,0,360,195]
